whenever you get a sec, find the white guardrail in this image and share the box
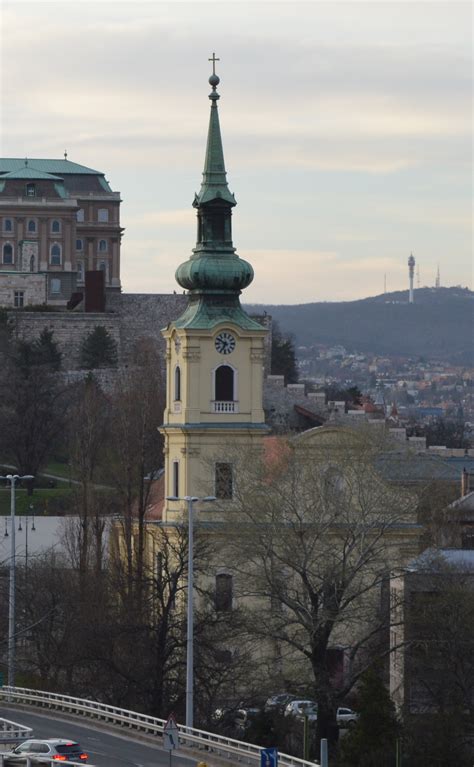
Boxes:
[0,686,319,767]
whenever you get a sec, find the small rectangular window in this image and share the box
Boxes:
[50,278,61,294]
[13,291,24,308]
[98,208,109,222]
[172,461,179,499]
[215,573,233,612]
[76,239,83,251]
[215,463,233,499]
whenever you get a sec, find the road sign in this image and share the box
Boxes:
[260,747,278,766]
[163,713,179,751]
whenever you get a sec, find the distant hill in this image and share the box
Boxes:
[246,287,473,364]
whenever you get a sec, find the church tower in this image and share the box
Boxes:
[161,60,268,521]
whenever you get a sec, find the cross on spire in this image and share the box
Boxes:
[208,52,220,75]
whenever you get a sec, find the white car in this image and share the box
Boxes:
[284,699,318,721]
[336,707,359,727]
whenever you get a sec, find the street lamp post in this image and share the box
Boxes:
[166,494,215,730]
[0,474,34,688]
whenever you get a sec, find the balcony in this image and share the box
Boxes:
[212,401,239,413]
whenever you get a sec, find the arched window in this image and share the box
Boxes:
[51,219,61,233]
[98,239,107,252]
[2,243,13,264]
[27,219,36,233]
[76,208,85,222]
[215,573,233,612]
[215,365,234,401]
[174,366,181,401]
[50,244,61,265]
[3,219,13,232]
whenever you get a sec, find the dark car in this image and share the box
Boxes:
[2,739,88,765]
[264,693,299,713]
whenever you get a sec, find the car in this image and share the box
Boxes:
[336,707,359,727]
[284,699,318,721]
[2,739,88,765]
[264,693,299,713]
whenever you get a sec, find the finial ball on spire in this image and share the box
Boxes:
[209,73,220,88]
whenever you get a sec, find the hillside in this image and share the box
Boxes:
[246,287,473,364]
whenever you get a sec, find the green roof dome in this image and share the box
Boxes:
[176,253,254,293]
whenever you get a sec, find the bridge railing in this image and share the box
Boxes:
[0,716,32,743]
[0,686,319,767]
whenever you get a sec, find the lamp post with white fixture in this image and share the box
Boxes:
[166,494,216,730]
[0,474,34,688]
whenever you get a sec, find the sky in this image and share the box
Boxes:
[0,1,472,303]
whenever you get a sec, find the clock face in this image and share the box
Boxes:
[215,331,236,355]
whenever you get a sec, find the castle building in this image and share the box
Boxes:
[160,66,268,521]
[0,157,122,307]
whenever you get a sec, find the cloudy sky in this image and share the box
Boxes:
[0,1,471,303]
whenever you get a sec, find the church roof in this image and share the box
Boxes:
[173,296,265,331]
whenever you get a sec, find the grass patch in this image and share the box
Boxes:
[0,488,75,516]
[42,461,76,482]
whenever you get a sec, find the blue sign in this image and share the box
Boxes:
[260,747,278,767]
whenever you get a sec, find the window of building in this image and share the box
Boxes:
[172,461,179,499]
[26,183,36,197]
[174,366,181,401]
[76,238,83,251]
[13,291,24,308]
[29,255,35,272]
[77,261,84,282]
[215,462,233,499]
[215,573,233,612]
[3,219,13,233]
[98,239,108,252]
[50,244,61,265]
[461,531,474,549]
[27,219,37,233]
[2,243,13,265]
[50,278,61,294]
[215,365,234,401]
[98,208,109,222]
[76,208,85,222]
[51,220,61,234]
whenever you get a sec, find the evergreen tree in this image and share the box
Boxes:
[80,325,118,370]
[271,321,298,383]
[337,668,400,767]
[34,327,62,371]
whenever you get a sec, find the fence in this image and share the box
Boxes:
[0,686,319,766]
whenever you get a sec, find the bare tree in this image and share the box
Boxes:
[106,347,165,602]
[222,429,417,744]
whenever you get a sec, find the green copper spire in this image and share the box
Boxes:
[173,57,262,331]
[194,67,236,206]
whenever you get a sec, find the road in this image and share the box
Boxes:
[0,709,200,767]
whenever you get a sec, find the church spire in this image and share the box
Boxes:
[173,56,261,331]
[195,56,236,207]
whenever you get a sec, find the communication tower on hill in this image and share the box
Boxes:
[408,253,415,303]
[435,264,441,288]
